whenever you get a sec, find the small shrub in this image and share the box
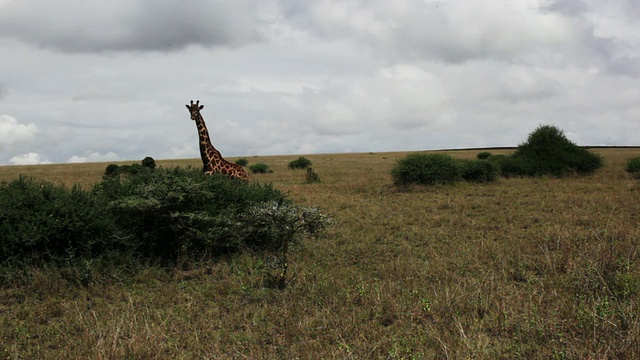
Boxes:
[235,157,249,166]
[458,159,499,183]
[249,163,271,174]
[489,155,532,177]
[565,150,604,176]
[477,151,493,160]
[288,156,312,170]
[305,168,321,183]
[142,156,156,169]
[625,157,640,178]
[239,200,332,288]
[104,164,120,177]
[391,153,460,186]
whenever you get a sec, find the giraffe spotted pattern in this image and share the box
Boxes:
[186,100,249,181]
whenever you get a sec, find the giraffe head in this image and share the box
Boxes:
[185,100,204,120]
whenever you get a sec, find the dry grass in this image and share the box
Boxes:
[1,148,640,358]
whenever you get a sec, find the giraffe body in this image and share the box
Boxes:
[186,100,248,181]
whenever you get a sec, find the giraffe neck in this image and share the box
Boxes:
[194,113,224,171]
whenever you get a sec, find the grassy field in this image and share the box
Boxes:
[1,148,640,359]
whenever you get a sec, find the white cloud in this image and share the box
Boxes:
[10,152,51,165]
[67,152,120,164]
[0,114,38,148]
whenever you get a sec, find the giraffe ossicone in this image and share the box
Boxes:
[186,100,249,181]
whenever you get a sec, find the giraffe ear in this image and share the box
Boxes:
[199,105,204,110]
[185,104,190,110]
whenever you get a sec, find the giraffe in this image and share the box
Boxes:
[185,100,249,180]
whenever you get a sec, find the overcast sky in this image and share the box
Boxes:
[1,0,639,165]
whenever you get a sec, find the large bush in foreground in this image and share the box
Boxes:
[0,167,330,271]
[95,167,286,261]
[391,153,461,186]
[509,125,603,177]
[0,176,119,265]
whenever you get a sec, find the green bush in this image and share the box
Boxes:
[458,160,499,183]
[0,176,120,265]
[511,125,603,177]
[95,167,285,260]
[0,167,333,286]
[625,157,640,178]
[249,163,271,174]
[142,156,156,169]
[104,158,157,178]
[235,157,249,166]
[1,167,333,267]
[238,200,331,288]
[476,151,493,160]
[488,155,532,177]
[104,164,120,177]
[391,153,461,186]
[288,157,312,170]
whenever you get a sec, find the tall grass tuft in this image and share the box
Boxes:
[305,168,321,183]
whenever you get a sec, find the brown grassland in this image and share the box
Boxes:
[1,148,640,359]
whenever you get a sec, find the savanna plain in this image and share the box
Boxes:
[1,148,640,359]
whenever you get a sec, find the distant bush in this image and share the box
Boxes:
[288,157,312,170]
[391,153,461,186]
[488,155,532,178]
[235,157,249,166]
[142,156,156,169]
[509,125,603,177]
[305,168,321,184]
[103,158,157,178]
[626,157,640,178]
[104,164,120,177]
[476,151,493,160]
[249,163,271,174]
[458,160,499,183]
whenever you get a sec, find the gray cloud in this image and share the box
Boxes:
[0,0,639,165]
[279,0,615,66]
[0,1,267,53]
